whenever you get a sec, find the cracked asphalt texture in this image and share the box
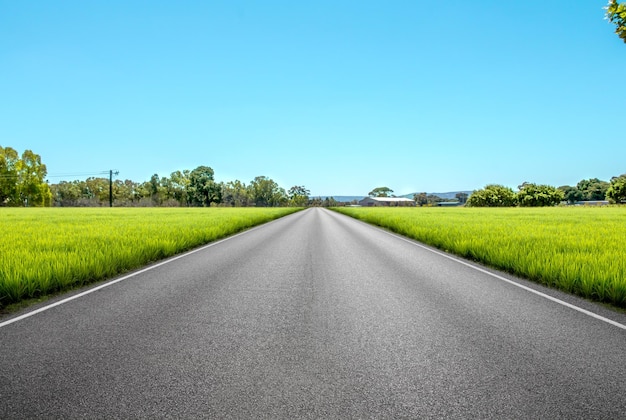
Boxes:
[1,207,626,419]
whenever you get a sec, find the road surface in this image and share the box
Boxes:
[1,207,625,419]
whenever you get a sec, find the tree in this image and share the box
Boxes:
[308,196,323,207]
[250,176,286,207]
[0,147,51,206]
[576,178,609,201]
[20,149,52,206]
[368,187,394,197]
[222,180,252,207]
[84,177,111,206]
[321,196,338,207]
[558,185,584,205]
[413,192,428,207]
[189,166,221,207]
[113,179,141,206]
[0,146,20,205]
[606,0,626,43]
[288,185,310,207]
[52,180,83,206]
[517,183,564,207]
[426,194,443,205]
[455,192,469,204]
[466,184,517,207]
[606,174,626,203]
[170,170,191,206]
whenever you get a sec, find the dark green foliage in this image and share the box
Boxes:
[517,183,564,207]
[466,184,517,207]
[606,174,626,203]
[558,185,584,204]
[576,178,609,201]
[188,166,221,207]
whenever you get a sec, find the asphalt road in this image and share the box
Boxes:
[1,207,626,419]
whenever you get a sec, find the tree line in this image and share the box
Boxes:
[368,176,626,208]
[1,146,316,207]
[3,146,625,208]
[466,177,626,207]
[52,170,316,208]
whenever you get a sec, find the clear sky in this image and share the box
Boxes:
[1,1,624,197]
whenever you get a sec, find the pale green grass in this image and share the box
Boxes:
[334,206,626,308]
[0,207,300,307]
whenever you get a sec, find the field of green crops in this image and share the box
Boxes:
[334,206,626,308]
[0,207,300,308]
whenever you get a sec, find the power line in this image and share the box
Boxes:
[0,171,112,179]
[46,171,111,178]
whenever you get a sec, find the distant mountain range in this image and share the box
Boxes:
[314,191,473,203]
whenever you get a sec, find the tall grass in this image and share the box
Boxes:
[0,207,300,307]
[334,206,626,308]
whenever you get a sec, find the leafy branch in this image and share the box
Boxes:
[605,0,626,43]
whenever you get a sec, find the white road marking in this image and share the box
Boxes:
[0,223,268,329]
[4,208,625,332]
[382,228,626,331]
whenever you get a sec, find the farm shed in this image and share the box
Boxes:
[358,197,415,207]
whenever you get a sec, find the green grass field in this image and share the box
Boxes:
[334,206,626,308]
[0,207,300,308]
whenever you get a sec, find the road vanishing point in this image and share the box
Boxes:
[1,208,625,419]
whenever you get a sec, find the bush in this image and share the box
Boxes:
[466,184,517,207]
[606,175,626,204]
[517,183,564,207]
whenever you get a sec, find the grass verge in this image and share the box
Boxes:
[0,207,301,309]
[333,206,626,309]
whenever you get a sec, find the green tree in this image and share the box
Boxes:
[606,174,626,203]
[222,180,252,207]
[368,187,394,197]
[0,147,51,206]
[170,170,191,206]
[189,166,221,207]
[576,178,609,201]
[288,185,310,207]
[413,192,428,207]
[0,146,20,205]
[19,149,52,206]
[426,194,443,205]
[322,196,338,207]
[558,185,584,205]
[84,177,111,206]
[250,176,286,207]
[606,0,626,43]
[517,183,564,207]
[51,180,83,206]
[466,184,517,207]
[147,174,163,205]
[455,192,469,204]
[308,196,323,207]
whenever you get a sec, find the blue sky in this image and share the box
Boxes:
[1,1,624,197]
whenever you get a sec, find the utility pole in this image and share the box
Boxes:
[109,170,119,207]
